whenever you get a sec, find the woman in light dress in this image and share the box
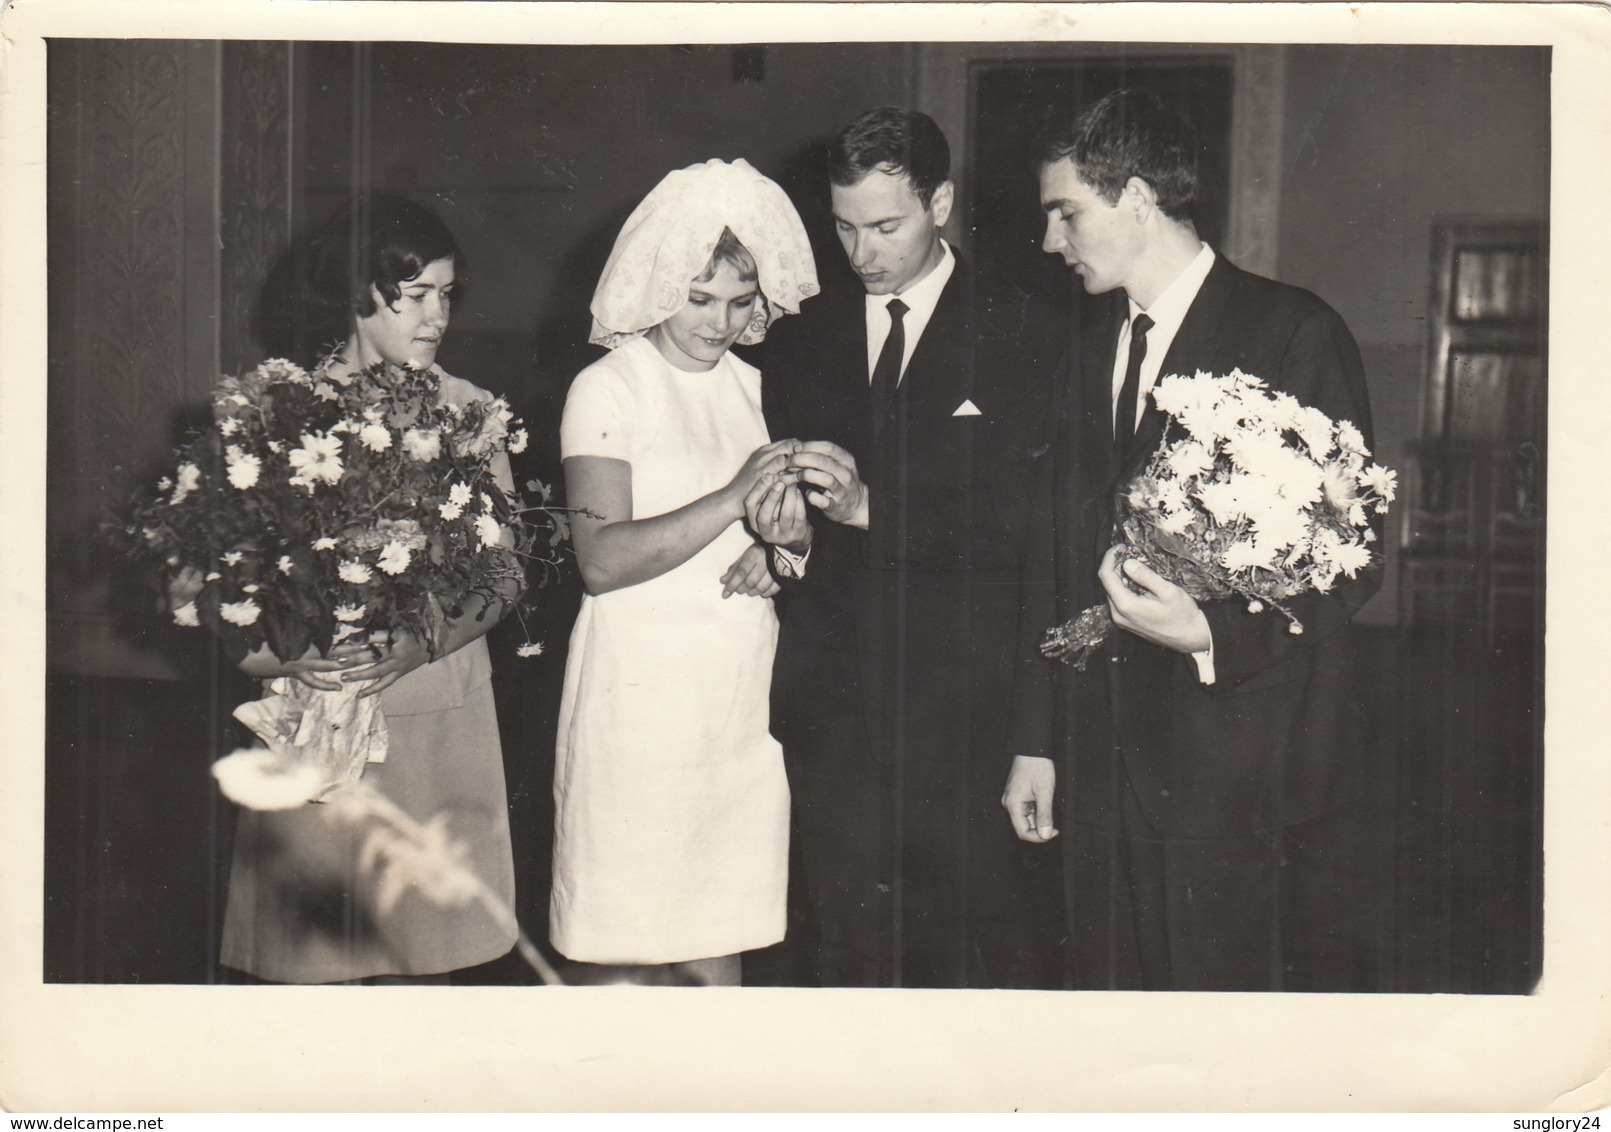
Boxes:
[551,159,818,985]
[220,193,521,985]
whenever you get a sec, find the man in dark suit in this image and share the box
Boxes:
[749,107,1066,988]
[1003,89,1389,992]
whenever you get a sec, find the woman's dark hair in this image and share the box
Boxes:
[1038,88,1199,223]
[828,106,951,209]
[304,192,463,352]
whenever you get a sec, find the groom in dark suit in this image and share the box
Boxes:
[751,107,1066,988]
[1003,89,1389,991]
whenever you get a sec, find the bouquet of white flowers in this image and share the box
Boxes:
[1043,369,1396,669]
[122,356,565,793]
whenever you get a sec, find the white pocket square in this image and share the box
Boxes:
[952,399,982,417]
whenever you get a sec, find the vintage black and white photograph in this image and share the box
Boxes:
[3,0,1608,1115]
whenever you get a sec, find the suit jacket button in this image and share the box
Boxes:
[1159,788,1170,797]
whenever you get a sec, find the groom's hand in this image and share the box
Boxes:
[1002,755,1059,843]
[788,441,869,529]
[1099,546,1212,654]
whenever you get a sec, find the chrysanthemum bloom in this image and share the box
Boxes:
[224,445,262,490]
[338,560,373,585]
[219,599,262,626]
[508,428,529,455]
[1361,463,1398,505]
[377,540,412,576]
[517,642,545,658]
[1336,420,1369,456]
[334,603,365,622]
[277,555,294,575]
[313,537,338,552]
[448,482,473,507]
[359,423,393,453]
[438,500,463,521]
[172,602,200,627]
[475,515,502,549]
[256,357,309,386]
[402,428,441,462]
[288,432,345,490]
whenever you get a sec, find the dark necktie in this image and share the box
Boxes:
[1114,312,1155,462]
[870,297,909,434]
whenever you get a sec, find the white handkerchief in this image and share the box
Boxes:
[952,399,982,417]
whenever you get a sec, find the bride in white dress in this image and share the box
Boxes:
[550,159,819,985]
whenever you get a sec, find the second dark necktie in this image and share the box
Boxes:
[1114,311,1155,464]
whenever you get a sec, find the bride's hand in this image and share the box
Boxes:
[744,475,812,553]
[720,543,780,599]
[723,439,801,516]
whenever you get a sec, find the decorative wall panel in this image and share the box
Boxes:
[220,42,294,374]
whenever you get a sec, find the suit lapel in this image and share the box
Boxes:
[1120,256,1239,478]
[820,285,872,464]
[1080,292,1124,483]
[886,255,973,430]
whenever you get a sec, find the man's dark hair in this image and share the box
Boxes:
[829,106,951,209]
[1039,88,1199,223]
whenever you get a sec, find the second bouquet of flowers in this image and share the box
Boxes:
[125,356,560,796]
[1043,368,1396,669]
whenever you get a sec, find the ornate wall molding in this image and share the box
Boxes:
[220,42,295,374]
[49,41,220,676]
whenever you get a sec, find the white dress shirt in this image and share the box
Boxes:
[1111,242,1219,683]
[1111,242,1216,435]
[863,241,957,383]
[775,242,957,581]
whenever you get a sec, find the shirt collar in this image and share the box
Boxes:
[865,240,955,322]
[1127,242,1215,337]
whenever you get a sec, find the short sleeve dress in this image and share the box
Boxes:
[550,336,788,964]
[219,369,519,984]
